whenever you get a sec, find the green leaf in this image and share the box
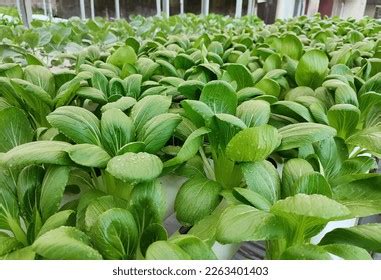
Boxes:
[131,95,171,133]
[225,64,254,90]
[84,195,123,231]
[278,123,337,151]
[181,100,214,127]
[327,104,360,139]
[47,106,102,145]
[40,165,70,221]
[91,71,108,95]
[24,65,55,97]
[333,175,381,217]
[0,77,23,107]
[295,50,329,89]
[106,152,163,182]
[11,78,53,106]
[281,244,331,260]
[171,235,217,260]
[16,165,44,221]
[136,57,159,80]
[241,160,280,205]
[276,34,303,60]
[33,226,102,260]
[2,141,72,168]
[177,80,204,99]
[226,125,281,162]
[175,177,222,225]
[91,208,139,260]
[359,72,381,96]
[140,223,167,257]
[101,96,136,113]
[216,205,285,243]
[67,144,111,168]
[0,235,21,256]
[282,159,314,198]
[54,74,86,107]
[255,78,280,97]
[346,126,381,157]
[0,246,35,260]
[109,77,125,96]
[75,191,103,230]
[359,91,381,118]
[0,107,34,152]
[9,79,52,126]
[320,224,381,253]
[334,84,359,107]
[101,108,135,156]
[272,101,314,122]
[285,86,315,101]
[138,113,181,153]
[188,212,220,246]
[145,241,191,260]
[125,74,142,99]
[0,186,19,230]
[335,157,377,179]
[209,114,247,152]
[271,194,350,222]
[200,80,237,114]
[0,63,23,79]
[294,172,332,197]
[237,87,264,103]
[129,179,166,234]
[76,87,107,104]
[164,127,210,167]
[117,142,145,155]
[37,210,75,238]
[236,100,270,127]
[107,46,137,68]
[232,188,272,211]
[314,137,347,180]
[263,54,282,72]
[322,244,372,260]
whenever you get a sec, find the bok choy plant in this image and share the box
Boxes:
[1,13,381,260]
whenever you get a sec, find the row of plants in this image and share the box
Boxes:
[1,14,381,260]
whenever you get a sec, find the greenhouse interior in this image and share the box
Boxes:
[0,0,381,262]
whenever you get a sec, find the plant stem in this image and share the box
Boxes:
[266,239,287,260]
[199,147,216,180]
[8,217,28,246]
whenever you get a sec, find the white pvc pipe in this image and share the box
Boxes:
[276,0,295,19]
[156,0,161,16]
[180,0,184,15]
[306,0,320,16]
[201,0,209,16]
[79,0,85,20]
[15,0,21,15]
[247,0,253,16]
[235,0,243,18]
[42,0,47,16]
[300,0,306,16]
[48,0,52,19]
[253,0,258,16]
[115,0,120,19]
[19,0,32,27]
[339,0,368,19]
[90,0,95,19]
[163,0,170,18]
[25,0,32,23]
